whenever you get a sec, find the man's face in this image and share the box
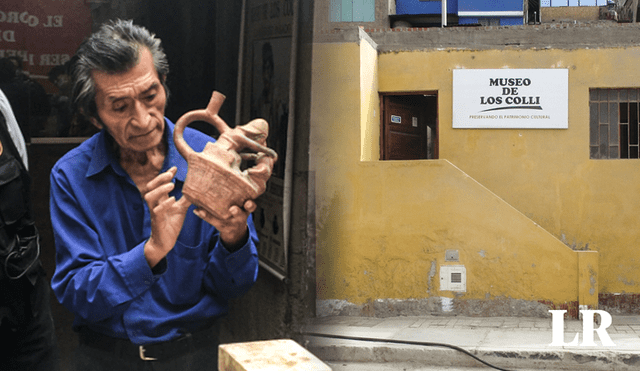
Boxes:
[91,47,166,153]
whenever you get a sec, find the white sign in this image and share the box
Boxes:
[453,69,568,129]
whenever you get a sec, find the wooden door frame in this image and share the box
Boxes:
[379,91,439,160]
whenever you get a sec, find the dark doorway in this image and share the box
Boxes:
[527,0,541,24]
[381,93,438,160]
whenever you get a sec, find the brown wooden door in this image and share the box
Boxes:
[382,94,437,160]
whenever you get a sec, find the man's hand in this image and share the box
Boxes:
[143,167,191,268]
[194,200,256,251]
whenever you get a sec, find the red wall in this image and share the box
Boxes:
[1,0,91,92]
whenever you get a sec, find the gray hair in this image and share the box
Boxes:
[71,19,170,120]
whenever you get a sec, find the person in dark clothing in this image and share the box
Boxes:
[0,87,60,370]
[0,58,51,138]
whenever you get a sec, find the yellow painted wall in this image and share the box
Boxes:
[377,47,640,296]
[311,34,631,310]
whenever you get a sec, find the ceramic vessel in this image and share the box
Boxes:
[174,91,277,219]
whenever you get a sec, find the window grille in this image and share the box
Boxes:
[589,88,640,159]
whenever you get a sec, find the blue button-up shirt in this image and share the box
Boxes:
[50,119,259,345]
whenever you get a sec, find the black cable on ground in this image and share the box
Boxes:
[303,332,516,371]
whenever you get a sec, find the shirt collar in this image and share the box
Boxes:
[86,118,188,182]
[86,128,119,178]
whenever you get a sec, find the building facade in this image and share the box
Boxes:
[312,0,640,317]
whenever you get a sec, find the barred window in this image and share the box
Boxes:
[590,88,640,159]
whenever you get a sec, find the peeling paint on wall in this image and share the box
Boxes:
[600,293,640,315]
[427,260,437,294]
[316,298,557,318]
[561,233,591,251]
[441,297,454,312]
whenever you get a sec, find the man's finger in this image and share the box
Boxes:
[175,194,192,211]
[229,205,242,218]
[153,196,176,214]
[243,200,257,213]
[144,182,175,207]
[144,166,177,193]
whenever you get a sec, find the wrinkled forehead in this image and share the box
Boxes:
[92,48,160,99]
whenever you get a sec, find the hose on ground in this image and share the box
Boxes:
[302,331,516,371]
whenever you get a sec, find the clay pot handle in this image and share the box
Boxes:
[174,91,229,160]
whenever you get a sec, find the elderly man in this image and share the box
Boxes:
[50,20,260,369]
